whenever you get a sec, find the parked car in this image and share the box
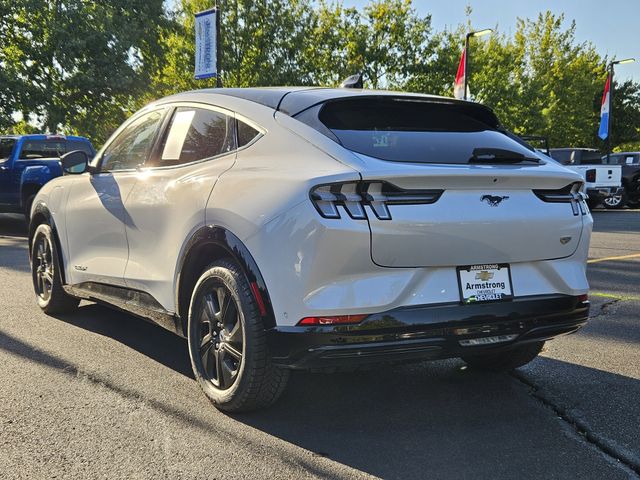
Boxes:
[602,152,640,208]
[548,148,623,209]
[29,88,591,412]
[0,134,95,218]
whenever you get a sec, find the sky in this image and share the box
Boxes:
[342,0,640,82]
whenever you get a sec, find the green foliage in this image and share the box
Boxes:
[1,1,639,151]
[0,0,167,145]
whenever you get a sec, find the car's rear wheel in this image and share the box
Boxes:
[187,259,289,412]
[31,223,80,314]
[461,341,544,371]
[603,191,627,209]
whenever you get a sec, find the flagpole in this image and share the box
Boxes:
[605,58,635,162]
[463,34,470,101]
[463,29,492,101]
[606,63,613,164]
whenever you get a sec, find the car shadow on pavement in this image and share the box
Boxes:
[52,303,194,379]
[0,214,28,238]
[234,358,638,479]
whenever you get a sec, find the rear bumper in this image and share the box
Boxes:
[267,295,589,370]
[586,186,623,200]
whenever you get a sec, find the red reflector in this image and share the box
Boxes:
[249,282,267,316]
[298,314,368,326]
[578,294,589,303]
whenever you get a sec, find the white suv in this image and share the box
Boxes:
[29,88,591,411]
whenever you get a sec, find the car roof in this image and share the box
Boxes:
[550,148,599,152]
[177,87,492,117]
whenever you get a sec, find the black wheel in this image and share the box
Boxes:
[187,259,289,412]
[24,194,36,222]
[602,191,627,209]
[461,341,544,372]
[31,223,80,314]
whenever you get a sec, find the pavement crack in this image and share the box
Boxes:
[512,372,640,478]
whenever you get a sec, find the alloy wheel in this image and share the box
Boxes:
[603,195,623,208]
[33,234,54,302]
[196,285,244,390]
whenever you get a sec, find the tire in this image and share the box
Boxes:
[187,259,289,412]
[31,223,80,314]
[602,191,628,209]
[461,341,544,372]
[24,194,36,222]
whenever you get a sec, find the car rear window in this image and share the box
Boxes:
[0,138,16,161]
[18,139,93,160]
[19,140,66,159]
[312,98,535,164]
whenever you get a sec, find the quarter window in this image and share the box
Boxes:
[157,107,235,166]
[101,110,164,171]
[237,120,260,147]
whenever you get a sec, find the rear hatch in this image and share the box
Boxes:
[304,96,587,268]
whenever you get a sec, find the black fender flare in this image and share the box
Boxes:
[29,202,68,284]
[175,225,277,334]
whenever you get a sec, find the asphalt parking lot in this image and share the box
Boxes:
[0,210,638,479]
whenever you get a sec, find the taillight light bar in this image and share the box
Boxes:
[310,181,443,221]
[533,182,587,215]
[298,314,368,326]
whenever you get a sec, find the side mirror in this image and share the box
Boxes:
[61,150,89,174]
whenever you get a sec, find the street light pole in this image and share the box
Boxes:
[606,58,635,163]
[464,28,492,101]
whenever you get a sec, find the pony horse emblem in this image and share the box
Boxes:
[481,195,509,206]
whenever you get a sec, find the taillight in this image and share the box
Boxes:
[310,181,443,221]
[297,314,368,326]
[585,169,596,183]
[533,182,587,215]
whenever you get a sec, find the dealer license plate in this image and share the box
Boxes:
[457,264,513,304]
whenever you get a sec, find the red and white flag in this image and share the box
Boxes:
[453,47,467,99]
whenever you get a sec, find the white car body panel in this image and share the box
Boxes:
[30,88,592,332]
[64,171,137,286]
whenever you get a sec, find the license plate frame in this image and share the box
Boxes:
[456,263,513,304]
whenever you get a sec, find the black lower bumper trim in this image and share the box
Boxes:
[267,295,589,369]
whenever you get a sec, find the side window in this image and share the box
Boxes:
[100,110,164,171]
[157,107,235,166]
[237,120,260,148]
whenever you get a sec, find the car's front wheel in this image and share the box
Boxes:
[461,341,544,371]
[31,223,80,314]
[187,259,289,412]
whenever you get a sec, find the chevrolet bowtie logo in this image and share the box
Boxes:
[475,271,494,281]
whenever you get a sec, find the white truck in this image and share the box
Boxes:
[549,148,623,209]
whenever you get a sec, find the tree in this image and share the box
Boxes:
[0,0,167,144]
[309,0,433,88]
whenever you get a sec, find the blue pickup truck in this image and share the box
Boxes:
[0,134,95,218]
